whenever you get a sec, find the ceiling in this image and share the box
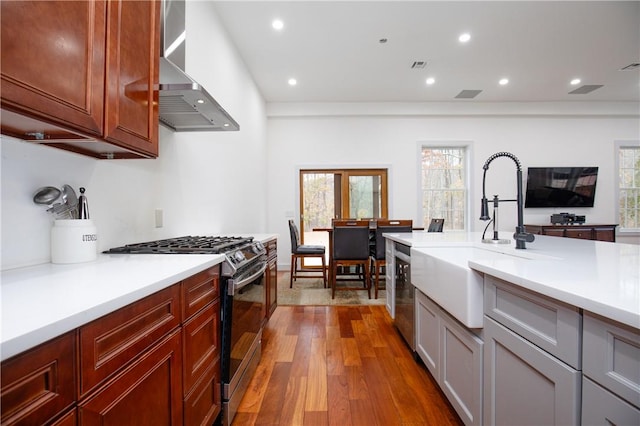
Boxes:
[211,1,640,103]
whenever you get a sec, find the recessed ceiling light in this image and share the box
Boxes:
[570,78,581,85]
[196,99,206,104]
[272,19,284,31]
[459,33,471,43]
[288,78,297,86]
[426,77,435,85]
[499,78,509,86]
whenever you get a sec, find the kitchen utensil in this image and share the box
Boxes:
[78,187,90,219]
[33,186,61,206]
[61,184,79,219]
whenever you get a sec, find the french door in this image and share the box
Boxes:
[299,168,388,266]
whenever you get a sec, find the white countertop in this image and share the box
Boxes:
[1,253,225,361]
[387,231,640,330]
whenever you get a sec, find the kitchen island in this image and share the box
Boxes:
[383,231,640,425]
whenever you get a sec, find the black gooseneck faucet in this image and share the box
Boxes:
[480,152,535,249]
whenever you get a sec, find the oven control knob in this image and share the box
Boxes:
[234,251,245,262]
[253,242,264,253]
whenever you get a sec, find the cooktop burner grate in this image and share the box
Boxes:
[104,236,254,254]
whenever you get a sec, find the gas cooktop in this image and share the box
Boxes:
[104,236,255,255]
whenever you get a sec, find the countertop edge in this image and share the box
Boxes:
[1,255,225,361]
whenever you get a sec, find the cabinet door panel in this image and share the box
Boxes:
[1,332,76,426]
[440,316,483,426]
[183,299,220,394]
[104,0,159,156]
[565,228,592,240]
[484,276,581,369]
[182,266,220,320]
[184,359,222,426]
[593,227,615,242]
[267,257,278,319]
[542,228,566,237]
[483,316,580,426]
[415,290,440,377]
[79,285,181,397]
[583,312,640,408]
[0,1,105,135]
[78,330,183,425]
[582,377,640,425]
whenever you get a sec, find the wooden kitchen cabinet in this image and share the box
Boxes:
[525,223,618,242]
[0,0,160,159]
[1,264,224,426]
[78,285,181,398]
[182,266,222,425]
[0,332,76,426]
[265,238,278,320]
[78,330,183,425]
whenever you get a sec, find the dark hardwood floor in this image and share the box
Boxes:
[233,304,463,425]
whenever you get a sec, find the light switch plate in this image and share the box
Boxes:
[155,209,163,228]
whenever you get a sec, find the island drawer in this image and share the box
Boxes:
[484,275,581,369]
[582,312,640,409]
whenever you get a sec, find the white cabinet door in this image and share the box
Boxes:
[440,312,483,426]
[415,289,439,377]
[384,239,395,318]
[483,316,581,426]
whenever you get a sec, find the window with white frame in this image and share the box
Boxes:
[420,146,468,230]
[618,142,640,232]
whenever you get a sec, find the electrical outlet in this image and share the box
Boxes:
[155,209,163,228]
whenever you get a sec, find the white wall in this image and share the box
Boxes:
[267,102,640,268]
[1,2,267,270]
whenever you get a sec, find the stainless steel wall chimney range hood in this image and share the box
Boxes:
[159,0,239,132]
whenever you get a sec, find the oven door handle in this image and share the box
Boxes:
[228,263,268,296]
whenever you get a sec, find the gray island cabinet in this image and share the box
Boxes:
[483,275,582,425]
[389,231,640,426]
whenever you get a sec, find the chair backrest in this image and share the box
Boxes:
[288,219,300,252]
[332,220,370,260]
[373,219,413,259]
[428,218,444,232]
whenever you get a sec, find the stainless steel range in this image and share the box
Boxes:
[105,235,267,426]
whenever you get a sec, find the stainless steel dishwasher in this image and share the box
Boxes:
[394,242,414,351]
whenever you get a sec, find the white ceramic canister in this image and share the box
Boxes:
[51,219,98,264]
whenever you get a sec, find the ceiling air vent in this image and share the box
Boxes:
[568,85,603,95]
[620,63,640,71]
[411,61,427,69]
[455,90,482,99]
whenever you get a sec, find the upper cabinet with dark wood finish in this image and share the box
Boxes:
[0,0,160,159]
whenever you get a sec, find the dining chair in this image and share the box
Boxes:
[331,219,371,299]
[288,220,327,288]
[428,218,445,232]
[370,219,413,299]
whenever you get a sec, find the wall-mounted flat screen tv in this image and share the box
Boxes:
[525,167,598,208]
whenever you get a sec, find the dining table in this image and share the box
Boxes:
[312,222,424,288]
